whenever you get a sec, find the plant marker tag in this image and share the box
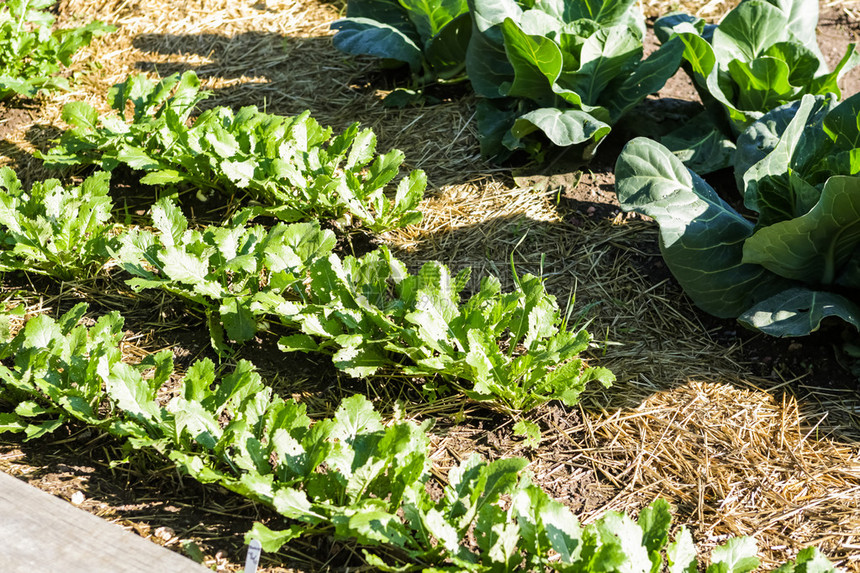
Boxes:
[243,539,262,573]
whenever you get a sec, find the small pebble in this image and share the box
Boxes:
[70,491,85,505]
[154,526,176,542]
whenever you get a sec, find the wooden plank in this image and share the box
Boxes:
[0,471,212,573]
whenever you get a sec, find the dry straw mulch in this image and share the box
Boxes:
[0,0,859,570]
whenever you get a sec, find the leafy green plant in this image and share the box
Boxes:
[115,199,337,348]
[466,0,684,160]
[615,93,860,337]
[40,71,425,233]
[0,304,839,573]
[0,167,116,280]
[654,0,860,173]
[331,0,471,106]
[116,198,613,412]
[0,0,113,100]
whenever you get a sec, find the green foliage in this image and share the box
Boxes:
[0,305,839,572]
[0,0,113,100]
[614,93,860,337]
[116,198,337,346]
[0,167,116,280]
[116,199,613,412]
[466,0,683,160]
[331,0,471,105]
[654,0,860,173]
[41,71,424,233]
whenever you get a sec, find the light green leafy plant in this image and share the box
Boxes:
[116,198,613,412]
[0,0,114,100]
[654,0,860,173]
[0,167,116,280]
[40,71,424,233]
[0,304,839,572]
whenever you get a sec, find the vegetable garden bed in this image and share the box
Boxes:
[0,0,859,571]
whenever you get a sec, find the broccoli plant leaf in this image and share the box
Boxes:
[655,0,860,173]
[615,137,791,317]
[331,18,424,72]
[738,288,860,336]
[742,175,860,283]
[510,108,611,148]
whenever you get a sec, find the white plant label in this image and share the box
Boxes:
[243,539,262,573]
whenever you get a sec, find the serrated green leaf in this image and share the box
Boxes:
[667,526,697,573]
[220,297,257,343]
[512,419,541,448]
[222,159,256,188]
[709,537,759,573]
[331,394,383,442]
[61,102,99,130]
[245,522,304,553]
[0,412,27,434]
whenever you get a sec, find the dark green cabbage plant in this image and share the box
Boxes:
[466,0,684,160]
[330,0,471,105]
[654,0,860,173]
[615,92,860,337]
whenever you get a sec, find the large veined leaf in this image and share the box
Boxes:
[331,18,424,71]
[499,18,563,106]
[615,137,790,318]
[534,0,645,36]
[661,111,735,174]
[399,0,469,42]
[510,108,610,148]
[739,288,860,336]
[425,13,472,78]
[763,0,822,62]
[823,91,860,150]
[711,1,788,63]
[343,0,417,34]
[557,25,641,106]
[743,175,860,284]
[743,96,844,227]
[607,36,686,121]
[740,94,836,224]
[733,98,805,187]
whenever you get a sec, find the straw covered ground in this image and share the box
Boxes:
[1,0,860,571]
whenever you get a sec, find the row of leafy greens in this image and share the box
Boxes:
[0,303,840,572]
[0,0,113,100]
[331,0,684,160]
[40,71,424,233]
[615,92,860,338]
[0,167,612,413]
[115,198,614,413]
[654,0,860,173]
